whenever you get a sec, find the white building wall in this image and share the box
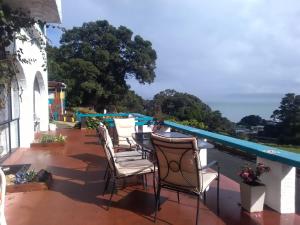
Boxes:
[13,24,49,147]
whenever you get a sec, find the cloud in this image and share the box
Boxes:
[50,0,300,104]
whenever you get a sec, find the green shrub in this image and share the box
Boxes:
[176,119,208,129]
[86,117,101,129]
[39,134,66,143]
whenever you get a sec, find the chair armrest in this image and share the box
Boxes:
[117,136,136,146]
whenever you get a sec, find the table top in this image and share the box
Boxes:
[132,132,214,150]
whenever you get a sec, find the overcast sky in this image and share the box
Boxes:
[48,0,300,106]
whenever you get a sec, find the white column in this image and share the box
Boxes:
[19,84,34,147]
[199,148,207,167]
[199,138,208,167]
[257,157,296,213]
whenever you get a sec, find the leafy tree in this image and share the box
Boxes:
[152,89,211,121]
[271,93,300,144]
[48,20,157,110]
[149,89,234,134]
[238,115,266,127]
[0,2,41,86]
[116,90,145,113]
[178,119,208,130]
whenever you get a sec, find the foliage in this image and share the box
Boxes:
[47,20,157,111]
[177,119,208,129]
[148,89,234,134]
[24,169,38,182]
[73,107,97,114]
[15,169,37,184]
[116,90,145,114]
[238,115,266,127]
[86,117,101,129]
[271,93,300,144]
[239,163,270,185]
[0,2,36,49]
[39,134,66,143]
[151,89,211,121]
[0,2,49,108]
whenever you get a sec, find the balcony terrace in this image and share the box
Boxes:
[2,114,300,225]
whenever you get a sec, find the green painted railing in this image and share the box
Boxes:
[76,112,153,127]
[164,120,300,168]
[76,112,300,168]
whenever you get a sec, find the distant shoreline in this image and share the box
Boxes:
[208,101,279,122]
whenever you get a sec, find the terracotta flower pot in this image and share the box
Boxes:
[240,182,266,212]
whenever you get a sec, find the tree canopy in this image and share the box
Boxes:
[271,93,300,144]
[148,89,234,134]
[47,20,157,111]
[238,115,266,127]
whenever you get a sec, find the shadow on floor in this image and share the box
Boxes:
[70,153,105,166]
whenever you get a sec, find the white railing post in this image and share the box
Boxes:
[257,157,296,213]
[199,138,208,167]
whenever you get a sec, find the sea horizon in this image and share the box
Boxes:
[208,101,280,123]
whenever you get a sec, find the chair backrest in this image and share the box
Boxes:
[0,168,7,225]
[113,118,136,147]
[98,124,116,171]
[151,133,201,193]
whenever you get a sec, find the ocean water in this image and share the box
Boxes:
[208,102,280,123]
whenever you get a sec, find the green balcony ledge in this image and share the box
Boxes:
[76,112,300,168]
[164,120,300,168]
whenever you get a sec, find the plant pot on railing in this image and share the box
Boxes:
[239,163,270,213]
[49,123,57,131]
[240,182,266,212]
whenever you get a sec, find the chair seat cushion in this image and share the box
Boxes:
[116,159,154,177]
[116,150,142,157]
[115,150,143,162]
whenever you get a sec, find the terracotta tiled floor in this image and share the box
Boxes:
[3,129,300,225]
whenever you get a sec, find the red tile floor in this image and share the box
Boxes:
[3,129,300,225]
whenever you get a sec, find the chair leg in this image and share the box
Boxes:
[103,172,111,195]
[108,179,116,210]
[196,195,200,225]
[144,174,148,189]
[154,186,161,222]
[177,191,180,204]
[103,162,109,180]
[203,190,206,204]
[217,176,220,215]
[152,172,156,201]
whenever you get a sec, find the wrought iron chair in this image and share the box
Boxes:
[151,133,220,225]
[0,168,7,225]
[101,130,156,209]
[113,118,137,149]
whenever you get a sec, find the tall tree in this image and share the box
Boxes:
[271,93,300,144]
[149,89,234,134]
[117,90,145,113]
[238,115,266,127]
[47,20,157,110]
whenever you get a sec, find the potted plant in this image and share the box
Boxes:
[239,163,270,212]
